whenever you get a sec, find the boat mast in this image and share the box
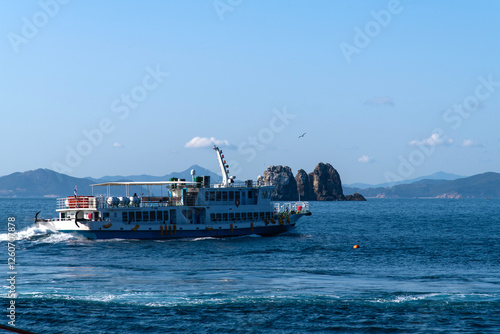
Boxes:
[213,145,229,187]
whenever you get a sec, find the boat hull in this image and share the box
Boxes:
[37,212,311,240]
[57,223,296,240]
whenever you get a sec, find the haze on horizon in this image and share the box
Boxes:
[1,0,499,185]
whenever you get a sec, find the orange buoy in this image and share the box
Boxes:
[353,244,360,249]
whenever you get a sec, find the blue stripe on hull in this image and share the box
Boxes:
[61,224,296,240]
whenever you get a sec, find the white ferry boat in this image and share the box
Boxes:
[35,146,311,240]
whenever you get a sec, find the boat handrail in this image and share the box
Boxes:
[273,201,309,213]
[211,181,274,188]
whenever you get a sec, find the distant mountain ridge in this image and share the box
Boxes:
[0,165,221,198]
[85,164,221,183]
[344,171,464,189]
[0,169,94,198]
[344,172,500,199]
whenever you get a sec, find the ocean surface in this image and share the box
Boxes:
[1,198,499,333]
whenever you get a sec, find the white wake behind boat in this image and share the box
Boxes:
[35,146,311,240]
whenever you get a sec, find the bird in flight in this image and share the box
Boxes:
[298,133,306,138]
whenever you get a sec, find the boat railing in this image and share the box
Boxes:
[57,196,186,210]
[141,197,183,207]
[57,197,97,210]
[273,201,309,214]
[211,180,274,188]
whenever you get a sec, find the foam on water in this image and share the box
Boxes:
[0,224,89,244]
[33,231,84,244]
[372,292,500,304]
[0,224,54,241]
[189,237,217,241]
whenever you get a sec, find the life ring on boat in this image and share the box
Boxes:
[235,198,240,207]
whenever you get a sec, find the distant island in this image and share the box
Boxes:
[0,165,498,199]
[0,165,220,198]
[343,172,500,199]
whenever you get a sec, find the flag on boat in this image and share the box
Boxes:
[74,185,77,197]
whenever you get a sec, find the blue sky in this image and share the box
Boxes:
[1,0,499,185]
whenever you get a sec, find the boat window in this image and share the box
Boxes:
[103,212,110,219]
[205,192,209,201]
[216,213,221,222]
[128,212,135,222]
[216,192,221,201]
[265,212,271,219]
[210,191,215,201]
[143,211,149,221]
[122,212,127,222]
[254,212,259,220]
[248,191,253,199]
[235,212,240,220]
[241,212,247,220]
[228,191,234,201]
[157,211,162,221]
[223,213,228,221]
[210,213,216,222]
[259,212,265,220]
[229,213,234,221]
[183,210,193,221]
[150,211,156,221]
[235,191,240,201]
[164,211,169,220]
[222,191,228,201]
[136,212,142,221]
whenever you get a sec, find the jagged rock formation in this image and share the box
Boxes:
[295,169,313,200]
[265,163,364,201]
[308,163,346,201]
[263,166,298,201]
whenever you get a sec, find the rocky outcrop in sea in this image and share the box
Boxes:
[263,163,366,201]
[345,193,367,201]
[262,165,299,201]
[308,162,346,201]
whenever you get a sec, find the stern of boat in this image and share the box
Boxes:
[273,201,311,224]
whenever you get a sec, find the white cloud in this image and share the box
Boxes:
[113,142,123,148]
[358,155,374,163]
[462,139,484,148]
[409,133,453,147]
[185,136,230,149]
[365,96,394,107]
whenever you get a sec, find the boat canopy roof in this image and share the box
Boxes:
[91,181,197,187]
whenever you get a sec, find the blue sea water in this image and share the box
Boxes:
[1,198,499,333]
